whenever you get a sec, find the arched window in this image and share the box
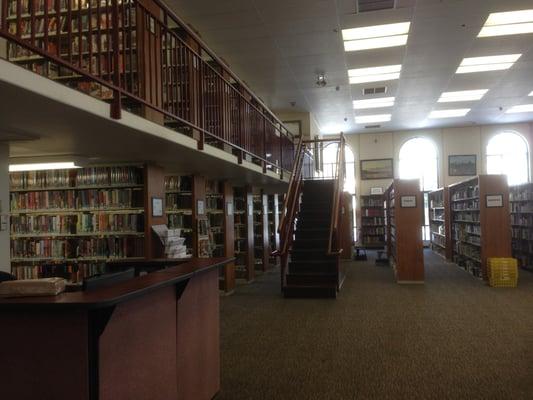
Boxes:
[487,132,529,185]
[320,143,356,194]
[319,143,357,240]
[399,137,439,242]
[399,137,439,191]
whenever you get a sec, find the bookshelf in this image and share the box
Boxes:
[428,187,452,260]
[233,186,254,282]
[164,175,193,256]
[360,194,385,249]
[267,194,280,267]
[509,182,533,272]
[385,179,424,283]
[6,0,140,100]
[449,175,511,280]
[206,179,224,257]
[9,165,146,282]
[253,192,269,271]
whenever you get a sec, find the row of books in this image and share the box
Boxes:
[362,208,382,217]
[451,185,479,201]
[362,216,384,226]
[453,213,480,223]
[510,188,533,202]
[7,0,130,16]
[10,188,143,210]
[164,175,192,192]
[166,193,192,209]
[452,199,479,211]
[10,166,142,189]
[10,213,143,234]
[453,242,481,263]
[362,236,384,245]
[453,223,480,236]
[362,227,385,235]
[361,197,383,207]
[431,233,446,248]
[512,227,533,241]
[76,166,143,186]
[11,262,106,282]
[167,214,192,229]
[511,214,533,226]
[11,236,144,258]
[430,223,444,236]
[206,196,223,210]
[511,202,533,213]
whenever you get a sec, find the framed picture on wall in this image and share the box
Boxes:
[360,158,394,180]
[449,155,476,176]
[282,120,302,137]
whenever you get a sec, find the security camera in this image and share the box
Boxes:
[316,73,327,87]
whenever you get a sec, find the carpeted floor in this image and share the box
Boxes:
[217,250,533,400]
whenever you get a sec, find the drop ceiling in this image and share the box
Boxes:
[167,0,533,134]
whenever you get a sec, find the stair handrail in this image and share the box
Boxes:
[277,135,307,257]
[327,133,346,255]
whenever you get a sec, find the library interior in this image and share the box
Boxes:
[0,0,532,399]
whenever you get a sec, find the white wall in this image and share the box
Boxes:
[0,143,9,272]
[343,122,533,197]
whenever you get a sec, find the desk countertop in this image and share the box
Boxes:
[0,257,233,310]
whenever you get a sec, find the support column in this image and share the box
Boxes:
[0,143,9,272]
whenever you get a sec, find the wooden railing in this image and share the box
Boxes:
[0,0,295,175]
[327,134,345,258]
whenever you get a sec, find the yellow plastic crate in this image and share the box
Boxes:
[487,258,518,288]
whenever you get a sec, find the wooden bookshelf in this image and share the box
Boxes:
[206,179,224,257]
[233,185,254,282]
[360,194,385,249]
[164,174,193,256]
[509,182,533,272]
[449,175,511,280]
[252,192,270,271]
[385,179,424,283]
[9,165,149,282]
[429,187,452,260]
[267,194,280,267]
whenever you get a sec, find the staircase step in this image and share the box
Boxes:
[294,229,330,240]
[289,259,337,273]
[292,238,329,250]
[283,284,337,298]
[286,271,337,286]
[290,248,330,260]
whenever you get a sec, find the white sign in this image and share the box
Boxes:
[226,202,233,216]
[400,195,417,208]
[486,194,503,208]
[197,200,205,215]
[370,187,383,195]
[152,197,163,217]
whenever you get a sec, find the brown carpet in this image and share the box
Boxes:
[217,250,533,400]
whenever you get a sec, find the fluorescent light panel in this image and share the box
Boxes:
[479,9,533,37]
[353,97,395,109]
[438,89,488,102]
[506,104,533,113]
[529,90,533,96]
[456,54,521,74]
[429,109,470,119]
[355,114,391,124]
[342,22,411,41]
[348,65,401,84]
[9,162,81,172]
[342,22,410,52]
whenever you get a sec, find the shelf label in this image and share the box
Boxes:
[400,195,417,208]
[486,194,503,208]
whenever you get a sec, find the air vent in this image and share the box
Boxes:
[357,0,396,13]
[363,86,387,95]
[365,124,381,129]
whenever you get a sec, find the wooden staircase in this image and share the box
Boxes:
[285,180,339,297]
[276,135,346,298]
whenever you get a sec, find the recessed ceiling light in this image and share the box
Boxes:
[353,97,395,109]
[348,65,401,84]
[342,22,410,52]
[479,9,533,37]
[529,91,533,96]
[344,35,408,52]
[429,109,470,118]
[506,104,533,113]
[456,54,521,74]
[9,162,81,172]
[438,89,489,102]
[355,114,391,124]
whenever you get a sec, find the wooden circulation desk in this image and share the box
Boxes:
[0,257,233,400]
